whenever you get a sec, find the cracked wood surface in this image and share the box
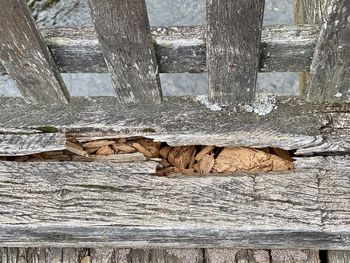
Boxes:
[0,97,349,154]
[0,0,69,104]
[86,0,162,104]
[0,157,348,248]
[0,25,319,74]
[0,134,66,156]
[206,0,265,104]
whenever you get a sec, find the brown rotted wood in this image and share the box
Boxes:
[86,0,162,104]
[307,0,350,102]
[328,251,350,263]
[207,0,265,104]
[0,0,69,104]
[294,0,332,96]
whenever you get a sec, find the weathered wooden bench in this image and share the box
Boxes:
[0,0,349,262]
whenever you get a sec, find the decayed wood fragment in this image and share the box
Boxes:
[195,146,215,161]
[214,147,294,173]
[82,140,115,149]
[96,146,114,156]
[66,141,89,157]
[168,146,196,169]
[111,143,136,154]
[132,143,153,158]
[199,154,215,175]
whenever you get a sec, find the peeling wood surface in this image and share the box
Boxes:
[206,0,265,104]
[328,251,350,263]
[0,0,69,104]
[0,96,349,154]
[0,134,66,156]
[307,0,350,102]
[0,160,349,248]
[0,25,319,74]
[86,0,162,104]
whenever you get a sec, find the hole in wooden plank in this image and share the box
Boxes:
[0,136,295,176]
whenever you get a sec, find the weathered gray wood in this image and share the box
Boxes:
[205,249,270,263]
[0,134,66,156]
[0,160,349,248]
[0,96,349,154]
[0,0,69,104]
[307,0,350,102]
[328,251,350,263]
[207,0,265,104]
[0,25,319,74]
[294,0,332,95]
[86,0,162,104]
[271,250,319,263]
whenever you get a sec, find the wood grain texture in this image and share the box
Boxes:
[0,0,69,104]
[307,0,350,102]
[271,250,319,263]
[205,249,269,263]
[86,0,162,104]
[207,0,265,104]
[0,134,66,156]
[0,160,349,248]
[0,25,319,74]
[328,251,350,263]
[294,0,332,95]
[0,96,349,154]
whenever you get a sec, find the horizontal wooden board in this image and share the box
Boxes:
[0,25,319,74]
[0,134,66,156]
[0,158,348,248]
[0,96,349,155]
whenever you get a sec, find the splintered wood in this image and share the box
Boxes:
[0,137,294,175]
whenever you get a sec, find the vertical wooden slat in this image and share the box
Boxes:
[86,0,162,104]
[206,0,265,105]
[328,251,350,263]
[271,250,319,263]
[205,249,270,263]
[0,0,69,104]
[90,248,115,263]
[45,248,64,263]
[62,248,89,263]
[294,0,333,96]
[307,0,350,102]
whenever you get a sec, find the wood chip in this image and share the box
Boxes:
[214,147,294,173]
[168,146,196,169]
[82,140,115,149]
[111,143,136,153]
[85,147,99,154]
[160,146,172,158]
[195,145,215,161]
[181,168,196,176]
[189,148,197,168]
[139,140,161,157]
[132,143,153,158]
[199,153,215,174]
[159,158,171,168]
[66,141,89,157]
[96,145,114,156]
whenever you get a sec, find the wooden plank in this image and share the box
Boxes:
[294,0,332,95]
[86,0,162,104]
[307,0,350,102]
[0,96,349,154]
[328,251,350,263]
[0,25,319,74]
[206,0,265,104]
[205,249,269,263]
[0,0,69,104]
[271,250,319,262]
[0,134,66,156]
[0,160,349,248]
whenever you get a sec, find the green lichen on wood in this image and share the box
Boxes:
[36,126,59,133]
